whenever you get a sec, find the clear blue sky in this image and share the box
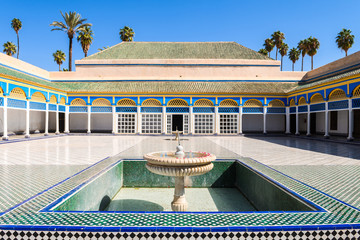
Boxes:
[1,0,359,72]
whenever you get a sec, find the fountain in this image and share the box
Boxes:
[144,133,216,211]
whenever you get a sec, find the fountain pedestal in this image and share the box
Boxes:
[172,176,187,211]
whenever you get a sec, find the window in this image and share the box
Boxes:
[194,114,214,134]
[118,114,136,134]
[330,111,338,131]
[141,114,162,134]
[220,114,238,134]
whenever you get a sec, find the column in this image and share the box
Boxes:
[239,107,242,134]
[2,97,8,140]
[324,102,329,138]
[348,98,354,141]
[112,106,116,134]
[137,105,141,134]
[306,106,311,136]
[215,106,219,135]
[162,106,166,134]
[44,102,49,136]
[25,100,30,138]
[87,106,91,134]
[263,107,267,134]
[64,106,70,134]
[295,106,299,135]
[55,105,60,135]
[285,107,290,134]
[189,106,194,135]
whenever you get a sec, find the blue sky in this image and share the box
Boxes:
[0,0,359,72]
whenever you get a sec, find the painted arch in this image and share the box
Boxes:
[142,98,162,106]
[193,99,214,107]
[289,99,295,107]
[167,99,189,107]
[297,97,307,106]
[328,88,347,101]
[70,98,87,106]
[267,99,285,107]
[92,98,111,106]
[352,85,360,98]
[9,87,27,100]
[243,99,262,107]
[60,97,66,105]
[310,93,324,104]
[117,98,137,106]
[31,92,46,103]
[50,95,57,104]
[219,99,238,107]
[0,86,3,96]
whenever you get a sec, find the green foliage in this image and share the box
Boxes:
[271,31,285,60]
[288,47,300,63]
[306,37,320,57]
[3,41,16,56]
[336,28,355,56]
[119,26,135,42]
[297,39,309,57]
[258,48,268,56]
[77,26,94,57]
[263,38,275,57]
[279,43,289,57]
[53,50,66,71]
[11,18,22,33]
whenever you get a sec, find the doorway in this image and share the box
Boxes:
[172,115,183,131]
[310,113,316,134]
[290,114,296,134]
[59,113,65,132]
[354,110,360,138]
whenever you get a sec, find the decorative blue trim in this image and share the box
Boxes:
[193,107,215,113]
[51,79,300,83]
[267,107,285,114]
[91,106,112,113]
[140,97,163,105]
[116,107,137,113]
[89,96,113,105]
[75,63,281,67]
[141,107,162,113]
[310,103,325,112]
[218,107,239,113]
[69,106,88,113]
[7,98,26,109]
[58,105,65,112]
[30,101,46,110]
[0,97,3,107]
[166,107,189,113]
[353,98,360,109]
[115,96,138,105]
[164,97,191,105]
[328,100,348,110]
[49,104,57,111]
[242,107,263,113]
[298,105,308,113]
[289,107,296,113]
[0,63,50,82]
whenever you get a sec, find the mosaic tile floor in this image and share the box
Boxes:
[1,135,360,232]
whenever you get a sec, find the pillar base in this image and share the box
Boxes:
[87,131,91,134]
[25,134,30,138]
[347,137,354,142]
[64,131,70,134]
[295,133,300,136]
[306,133,311,137]
[112,131,116,135]
[285,132,291,135]
[324,135,330,139]
[55,132,60,135]
[44,133,49,136]
[263,132,267,135]
[2,136,9,141]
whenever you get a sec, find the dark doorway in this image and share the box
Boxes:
[330,111,338,131]
[310,113,317,134]
[59,113,65,132]
[172,115,183,131]
[354,110,360,138]
[290,114,296,134]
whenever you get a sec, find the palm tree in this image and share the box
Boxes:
[258,49,268,56]
[271,31,285,60]
[11,18,22,59]
[77,26,94,57]
[298,39,309,71]
[288,47,300,71]
[53,50,66,71]
[264,38,275,58]
[306,37,320,70]
[336,28,355,57]
[50,11,92,71]
[119,26,134,42]
[3,42,16,56]
[279,43,289,71]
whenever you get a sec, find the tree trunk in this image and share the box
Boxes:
[301,56,304,71]
[276,47,278,60]
[16,33,19,59]
[311,56,314,70]
[85,51,87,57]
[281,56,283,71]
[69,37,73,71]
[345,50,348,57]
[268,52,270,58]
[292,62,294,71]
[59,64,61,72]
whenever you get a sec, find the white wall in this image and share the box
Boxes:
[266,115,285,132]
[70,113,87,131]
[316,112,325,133]
[329,110,348,135]
[49,112,56,131]
[8,109,26,133]
[242,114,263,132]
[29,111,45,132]
[91,114,112,131]
[298,114,307,133]
[0,108,3,134]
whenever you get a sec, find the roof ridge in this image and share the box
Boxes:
[84,42,125,59]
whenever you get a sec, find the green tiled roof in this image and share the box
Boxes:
[58,81,295,94]
[84,42,272,60]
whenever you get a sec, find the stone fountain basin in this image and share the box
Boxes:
[146,162,214,177]
[144,151,216,167]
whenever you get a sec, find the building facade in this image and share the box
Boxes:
[0,42,359,139]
